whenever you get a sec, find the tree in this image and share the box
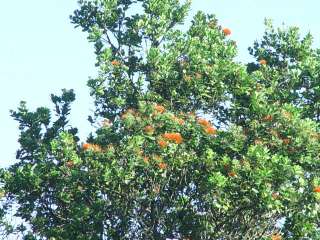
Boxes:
[1,0,320,239]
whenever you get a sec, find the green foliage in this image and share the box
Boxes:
[248,19,320,121]
[1,1,320,239]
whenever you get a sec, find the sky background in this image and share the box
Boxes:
[1,0,319,168]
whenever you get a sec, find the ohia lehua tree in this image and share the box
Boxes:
[1,0,320,239]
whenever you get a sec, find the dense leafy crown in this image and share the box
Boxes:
[1,1,320,239]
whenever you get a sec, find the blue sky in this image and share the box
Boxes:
[1,0,319,168]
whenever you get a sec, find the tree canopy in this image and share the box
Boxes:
[1,0,320,239]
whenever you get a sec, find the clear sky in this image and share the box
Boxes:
[1,0,319,168]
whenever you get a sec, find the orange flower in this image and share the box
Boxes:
[262,114,273,121]
[111,60,121,66]
[222,28,231,36]
[197,118,211,128]
[154,104,165,114]
[82,143,91,150]
[313,186,320,193]
[228,171,237,177]
[282,138,290,145]
[66,160,74,168]
[271,233,282,240]
[259,59,267,65]
[177,118,185,125]
[158,139,168,148]
[158,162,167,170]
[163,133,183,144]
[83,143,102,152]
[197,117,217,135]
[205,126,217,135]
[143,156,149,164]
[254,139,263,145]
[144,125,155,135]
